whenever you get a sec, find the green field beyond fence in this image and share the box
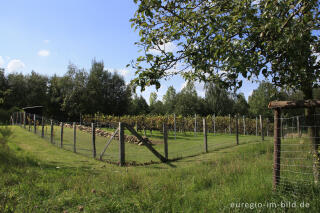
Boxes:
[22,118,271,165]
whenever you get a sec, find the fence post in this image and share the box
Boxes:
[33,114,36,134]
[229,114,231,134]
[163,123,168,160]
[260,115,264,141]
[273,108,281,190]
[50,120,54,144]
[213,114,216,135]
[194,114,197,136]
[41,117,44,138]
[266,118,269,137]
[297,116,301,137]
[174,113,176,140]
[256,117,258,136]
[92,123,96,158]
[243,115,246,135]
[203,118,208,153]
[60,122,64,148]
[119,122,125,166]
[73,122,77,153]
[23,112,26,129]
[236,115,239,145]
[28,114,31,131]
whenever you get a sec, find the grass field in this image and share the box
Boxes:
[1,126,320,212]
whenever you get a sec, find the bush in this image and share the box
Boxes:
[0,127,13,148]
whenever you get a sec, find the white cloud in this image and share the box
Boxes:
[0,56,4,67]
[43,40,50,43]
[38,49,50,57]
[149,42,177,54]
[7,59,25,72]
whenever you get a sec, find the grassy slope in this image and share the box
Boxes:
[1,126,319,212]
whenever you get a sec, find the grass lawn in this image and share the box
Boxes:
[29,123,270,164]
[1,126,320,212]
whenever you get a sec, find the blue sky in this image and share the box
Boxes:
[0,0,258,103]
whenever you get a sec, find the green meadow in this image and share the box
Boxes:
[1,126,320,212]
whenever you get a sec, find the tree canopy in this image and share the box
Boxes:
[130,0,320,98]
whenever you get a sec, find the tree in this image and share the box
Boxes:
[25,71,48,107]
[61,63,88,120]
[149,92,158,106]
[204,82,234,116]
[248,82,279,118]
[174,81,201,115]
[131,0,319,95]
[233,93,249,116]
[87,60,131,115]
[162,86,176,113]
[128,95,149,115]
[131,0,320,182]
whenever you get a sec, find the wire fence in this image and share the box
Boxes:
[275,114,319,192]
[11,111,272,166]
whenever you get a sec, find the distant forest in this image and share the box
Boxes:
[1,60,319,123]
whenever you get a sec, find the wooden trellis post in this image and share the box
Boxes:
[260,115,264,141]
[163,123,168,159]
[60,122,64,148]
[73,122,77,153]
[174,114,176,140]
[33,114,36,134]
[203,118,208,153]
[273,108,281,190]
[92,123,96,158]
[119,122,125,166]
[50,120,54,144]
[236,115,239,145]
[229,114,231,134]
[194,114,197,136]
[243,115,246,135]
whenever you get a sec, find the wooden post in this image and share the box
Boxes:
[281,117,284,139]
[41,117,44,138]
[203,118,208,153]
[236,115,239,145]
[92,123,96,158]
[73,122,76,153]
[60,122,64,148]
[213,114,216,134]
[194,114,197,136]
[28,114,31,131]
[297,116,301,137]
[174,114,176,140]
[163,123,168,159]
[243,115,246,135]
[260,115,264,141]
[33,114,36,134]
[23,112,26,129]
[50,120,54,144]
[273,108,281,190]
[266,118,269,137]
[229,114,231,134]
[119,122,125,166]
[256,117,258,136]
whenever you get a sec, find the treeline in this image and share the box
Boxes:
[1,60,319,123]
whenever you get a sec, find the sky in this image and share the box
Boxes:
[0,0,259,103]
